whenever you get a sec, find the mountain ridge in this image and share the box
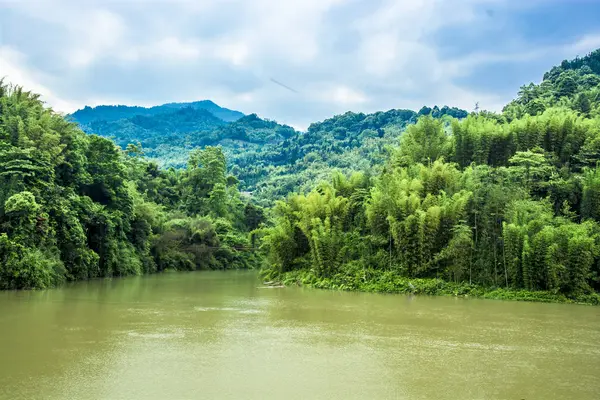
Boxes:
[69,99,245,125]
[68,102,469,205]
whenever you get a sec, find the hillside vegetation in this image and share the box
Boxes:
[0,82,263,289]
[3,50,600,305]
[259,50,600,304]
[70,102,466,205]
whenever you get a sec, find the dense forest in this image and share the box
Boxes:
[258,50,600,304]
[3,50,600,304]
[0,81,264,289]
[70,102,466,205]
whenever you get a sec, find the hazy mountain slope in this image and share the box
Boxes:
[70,100,244,125]
[78,107,228,150]
[71,100,467,205]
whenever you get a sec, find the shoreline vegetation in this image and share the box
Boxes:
[268,269,600,305]
[0,80,265,290]
[3,50,600,308]
[256,50,600,306]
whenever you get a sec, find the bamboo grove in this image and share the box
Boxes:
[260,110,600,300]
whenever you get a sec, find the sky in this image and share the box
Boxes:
[2,0,600,130]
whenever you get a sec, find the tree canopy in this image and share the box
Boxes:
[0,81,263,289]
[5,48,600,304]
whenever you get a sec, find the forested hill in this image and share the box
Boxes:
[69,100,246,157]
[259,49,600,304]
[70,100,467,205]
[504,49,600,119]
[75,107,229,151]
[70,100,244,124]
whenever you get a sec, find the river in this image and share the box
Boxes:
[0,270,599,399]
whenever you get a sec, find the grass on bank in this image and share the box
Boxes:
[266,268,600,305]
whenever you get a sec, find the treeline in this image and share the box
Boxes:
[231,107,470,205]
[71,101,468,206]
[504,49,600,120]
[260,108,600,300]
[0,81,263,289]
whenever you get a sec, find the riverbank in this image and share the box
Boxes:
[273,269,600,305]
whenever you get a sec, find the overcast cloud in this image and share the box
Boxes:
[2,0,600,129]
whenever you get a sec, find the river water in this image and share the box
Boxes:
[0,270,599,399]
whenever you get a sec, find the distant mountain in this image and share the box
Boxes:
[77,107,229,150]
[159,100,245,122]
[68,100,246,154]
[69,100,244,125]
[70,100,467,205]
[144,113,299,172]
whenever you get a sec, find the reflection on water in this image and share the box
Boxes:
[0,270,599,399]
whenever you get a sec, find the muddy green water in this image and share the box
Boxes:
[0,271,599,400]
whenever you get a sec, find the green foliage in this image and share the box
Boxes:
[7,47,600,305]
[581,167,600,221]
[0,234,65,290]
[71,102,468,206]
[0,81,259,290]
[504,49,600,120]
[275,268,600,305]
[393,116,450,166]
[261,57,600,300]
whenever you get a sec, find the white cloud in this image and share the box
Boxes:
[215,41,250,66]
[0,46,77,113]
[565,34,600,56]
[439,32,600,87]
[238,0,346,64]
[233,92,255,103]
[66,9,127,67]
[2,0,600,128]
[126,37,203,62]
[360,33,399,77]
[325,85,369,106]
